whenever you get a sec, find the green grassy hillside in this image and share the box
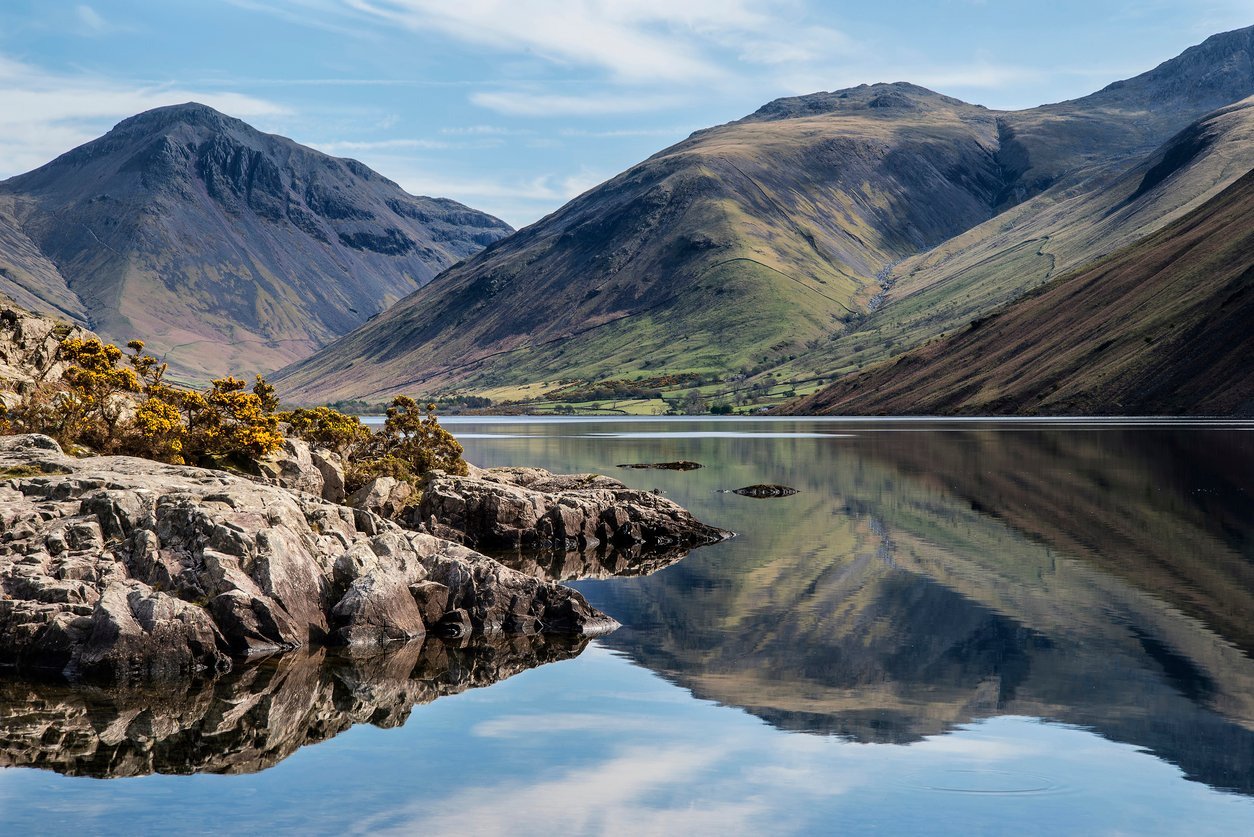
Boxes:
[789,164,1254,415]
[275,27,1254,408]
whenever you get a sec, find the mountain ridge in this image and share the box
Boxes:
[274,26,1254,406]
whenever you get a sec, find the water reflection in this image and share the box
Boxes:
[530,423,1254,796]
[0,634,587,778]
[490,543,694,582]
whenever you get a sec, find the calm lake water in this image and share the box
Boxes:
[2,417,1253,835]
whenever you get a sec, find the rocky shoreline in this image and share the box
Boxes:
[0,433,728,683]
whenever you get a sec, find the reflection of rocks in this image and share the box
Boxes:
[415,466,730,553]
[0,633,587,778]
[0,435,616,682]
[493,543,694,582]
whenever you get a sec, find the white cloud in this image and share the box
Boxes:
[439,124,535,136]
[0,54,288,178]
[75,4,107,32]
[339,0,775,83]
[470,90,689,117]
[311,137,504,154]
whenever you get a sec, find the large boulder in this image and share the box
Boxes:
[0,434,617,682]
[414,466,731,552]
[253,437,347,505]
[347,475,416,520]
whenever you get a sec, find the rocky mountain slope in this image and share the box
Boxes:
[782,94,1254,389]
[275,26,1254,405]
[0,103,512,383]
[789,164,1254,415]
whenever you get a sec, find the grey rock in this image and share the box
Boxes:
[0,434,617,682]
[253,437,324,498]
[347,475,415,520]
[0,308,92,408]
[415,466,731,552]
[310,448,347,503]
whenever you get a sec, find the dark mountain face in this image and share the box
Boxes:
[275,27,1254,405]
[0,102,512,382]
[993,26,1254,206]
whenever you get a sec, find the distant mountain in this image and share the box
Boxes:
[0,103,512,382]
[789,164,1254,415]
[274,26,1254,405]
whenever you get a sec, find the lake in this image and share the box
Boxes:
[2,417,1253,835]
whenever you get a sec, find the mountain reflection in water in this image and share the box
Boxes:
[548,421,1254,796]
[2,418,1253,816]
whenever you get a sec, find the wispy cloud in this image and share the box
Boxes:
[75,4,107,32]
[469,90,690,117]
[339,0,767,83]
[312,136,504,154]
[0,54,287,178]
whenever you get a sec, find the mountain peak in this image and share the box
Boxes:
[111,101,249,137]
[1078,24,1253,111]
[742,82,975,122]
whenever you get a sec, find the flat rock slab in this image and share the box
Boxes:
[415,466,732,553]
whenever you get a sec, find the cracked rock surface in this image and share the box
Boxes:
[0,434,617,682]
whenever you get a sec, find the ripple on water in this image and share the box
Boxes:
[900,768,1071,796]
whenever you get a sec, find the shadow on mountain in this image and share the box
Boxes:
[0,633,587,778]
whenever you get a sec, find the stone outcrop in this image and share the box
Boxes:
[0,634,586,777]
[412,466,731,552]
[252,436,347,505]
[0,306,92,407]
[347,475,416,520]
[0,434,617,682]
[730,484,800,498]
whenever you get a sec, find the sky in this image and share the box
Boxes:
[0,1,1249,228]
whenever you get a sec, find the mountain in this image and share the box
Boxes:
[274,26,1254,405]
[0,103,512,382]
[789,164,1254,415]
[781,94,1254,394]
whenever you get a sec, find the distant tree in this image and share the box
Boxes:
[682,389,707,415]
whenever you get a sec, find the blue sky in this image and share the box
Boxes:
[0,1,1249,227]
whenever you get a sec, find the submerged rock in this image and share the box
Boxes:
[414,466,732,553]
[0,434,618,682]
[730,484,800,498]
[617,461,703,471]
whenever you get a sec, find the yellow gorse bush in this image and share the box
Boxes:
[5,336,283,465]
[3,335,468,488]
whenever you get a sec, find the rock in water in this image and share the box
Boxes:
[0,435,618,682]
[730,484,800,498]
[414,466,732,552]
[616,461,703,471]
